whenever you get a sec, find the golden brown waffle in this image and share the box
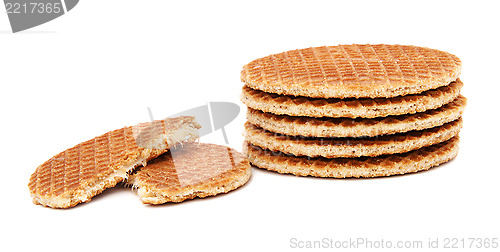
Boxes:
[244,136,459,178]
[244,119,461,158]
[127,143,251,204]
[28,117,201,208]
[241,80,462,118]
[241,44,461,99]
[246,95,466,138]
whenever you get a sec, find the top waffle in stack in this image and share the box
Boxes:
[240,44,466,178]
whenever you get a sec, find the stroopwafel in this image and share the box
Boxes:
[244,137,460,178]
[241,44,461,99]
[246,95,466,138]
[128,143,251,204]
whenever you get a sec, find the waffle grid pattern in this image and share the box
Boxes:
[28,117,200,208]
[128,143,251,204]
[28,126,139,199]
[241,44,461,98]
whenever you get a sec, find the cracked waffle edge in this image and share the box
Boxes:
[127,143,252,204]
[133,163,251,204]
[28,118,201,208]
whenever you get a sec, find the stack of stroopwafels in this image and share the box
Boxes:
[241,44,466,178]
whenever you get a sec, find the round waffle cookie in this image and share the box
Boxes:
[246,95,467,138]
[28,117,201,208]
[244,119,462,158]
[127,143,251,204]
[241,44,461,99]
[241,79,462,118]
[244,137,460,178]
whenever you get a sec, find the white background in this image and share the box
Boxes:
[1,1,499,251]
